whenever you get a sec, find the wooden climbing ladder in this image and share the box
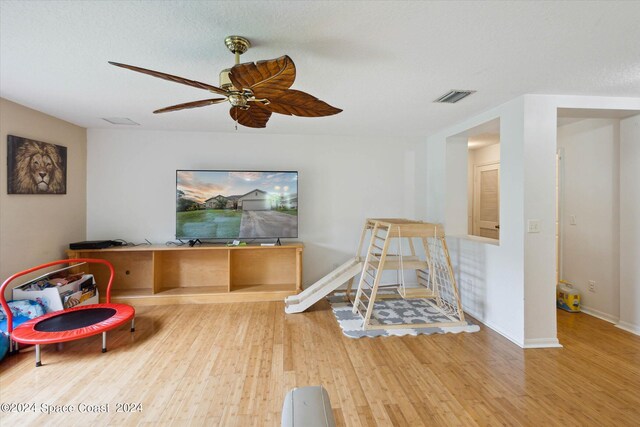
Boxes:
[350,219,466,331]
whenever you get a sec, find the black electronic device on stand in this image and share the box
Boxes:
[188,239,202,247]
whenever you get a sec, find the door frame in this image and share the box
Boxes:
[473,161,500,239]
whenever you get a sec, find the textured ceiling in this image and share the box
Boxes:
[1,1,639,137]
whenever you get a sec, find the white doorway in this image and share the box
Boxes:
[473,163,500,239]
[467,135,500,241]
[556,108,640,332]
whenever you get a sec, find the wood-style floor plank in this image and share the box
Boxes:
[1,302,639,426]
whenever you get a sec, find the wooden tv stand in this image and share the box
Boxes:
[66,243,303,306]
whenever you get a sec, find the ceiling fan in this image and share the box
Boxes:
[109,36,342,128]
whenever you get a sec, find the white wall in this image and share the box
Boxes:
[521,96,559,347]
[0,98,87,291]
[557,118,620,322]
[444,136,469,236]
[519,96,640,345]
[619,114,640,334]
[86,129,420,287]
[472,144,500,165]
[521,96,640,344]
[520,98,640,346]
[425,95,640,348]
[425,97,526,347]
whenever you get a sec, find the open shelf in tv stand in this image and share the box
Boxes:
[66,243,303,306]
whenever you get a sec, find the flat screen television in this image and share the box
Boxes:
[176,170,298,240]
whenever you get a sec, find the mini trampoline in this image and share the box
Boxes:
[0,258,135,367]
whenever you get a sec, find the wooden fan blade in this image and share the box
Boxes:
[229,106,272,128]
[229,55,296,98]
[153,98,227,114]
[262,89,342,117]
[109,61,228,96]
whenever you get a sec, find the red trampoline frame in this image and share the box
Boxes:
[0,258,135,366]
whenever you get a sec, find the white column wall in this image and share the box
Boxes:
[520,97,560,346]
[619,114,640,334]
[425,97,526,346]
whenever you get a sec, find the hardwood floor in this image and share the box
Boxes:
[1,301,638,426]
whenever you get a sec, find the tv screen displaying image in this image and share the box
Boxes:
[176,170,298,240]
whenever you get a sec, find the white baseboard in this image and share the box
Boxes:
[580,306,619,324]
[615,321,640,336]
[572,306,639,337]
[464,307,563,349]
[523,338,563,349]
[463,307,525,348]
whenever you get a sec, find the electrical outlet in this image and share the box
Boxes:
[588,280,596,293]
[527,220,541,233]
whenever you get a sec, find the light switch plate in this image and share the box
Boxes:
[527,220,541,233]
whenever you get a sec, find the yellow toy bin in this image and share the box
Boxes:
[557,282,581,312]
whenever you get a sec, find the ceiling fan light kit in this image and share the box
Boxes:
[109,35,341,128]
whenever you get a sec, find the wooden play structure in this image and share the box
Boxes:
[285,218,467,331]
[349,218,466,330]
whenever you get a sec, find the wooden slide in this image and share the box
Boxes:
[284,258,363,314]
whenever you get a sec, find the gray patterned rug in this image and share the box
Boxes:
[327,291,480,338]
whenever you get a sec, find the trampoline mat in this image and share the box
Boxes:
[34,308,117,332]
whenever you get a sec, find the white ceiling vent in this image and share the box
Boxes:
[102,117,140,125]
[433,90,476,103]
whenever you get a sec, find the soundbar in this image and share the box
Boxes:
[69,240,124,250]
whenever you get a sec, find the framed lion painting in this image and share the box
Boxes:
[7,135,67,194]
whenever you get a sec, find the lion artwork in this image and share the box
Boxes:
[8,136,67,194]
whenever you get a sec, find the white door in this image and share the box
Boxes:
[473,163,500,239]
